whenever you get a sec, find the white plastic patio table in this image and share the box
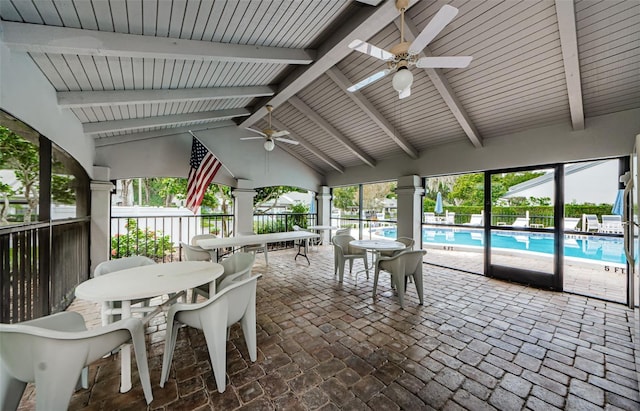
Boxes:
[75,261,224,393]
[196,231,320,263]
[349,239,407,267]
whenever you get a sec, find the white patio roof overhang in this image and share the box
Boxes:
[1,0,639,192]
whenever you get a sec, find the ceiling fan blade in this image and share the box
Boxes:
[399,86,411,99]
[348,39,394,61]
[408,5,459,55]
[245,127,267,137]
[416,56,473,68]
[347,69,392,92]
[275,137,299,145]
[271,130,290,137]
[240,136,264,140]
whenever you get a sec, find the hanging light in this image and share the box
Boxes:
[264,139,275,151]
[392,66,413,92]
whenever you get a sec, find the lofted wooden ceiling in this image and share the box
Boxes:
[1,0,638,177]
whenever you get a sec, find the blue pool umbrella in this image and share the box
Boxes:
[435,192,443,214]
[612,189,624,216]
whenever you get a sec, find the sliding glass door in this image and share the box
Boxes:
[485,166,562,289]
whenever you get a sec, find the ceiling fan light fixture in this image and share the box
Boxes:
[392,66,413,92]
[264,139,275,151]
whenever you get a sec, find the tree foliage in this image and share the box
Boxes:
[253,186,305,213]
[0,126,39,222]
[332,186,358,211]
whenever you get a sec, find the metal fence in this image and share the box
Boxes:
[110,213,317,261]
[0,218,90,323]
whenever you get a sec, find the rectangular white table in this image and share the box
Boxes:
[197,231,320,264]
[75,261,224,393]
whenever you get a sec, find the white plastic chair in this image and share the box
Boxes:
[93,256,156,325]
[160,274,261,393]
[191,234,219,261]
[464,214,483,226]
[238,231,268,265]
[0,312,153,410]
[181,242,212,262]
[190,252,256,302]
[191,234,217,246]
[379,237,414,258]
[373,249,427,308]
[332,235,369,283]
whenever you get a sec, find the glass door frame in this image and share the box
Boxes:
[483,164,564,290]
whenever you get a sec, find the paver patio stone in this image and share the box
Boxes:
[16,246,638,410]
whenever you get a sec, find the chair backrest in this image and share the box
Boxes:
[94,255,155,277]
[585,214,600,231]
[564,217,580,230]
[191,234,217,246]
[332,234,355,251]
[380,250,427,276]
[175,274,261,328]
[512,217,529,228]
[469,214,483,225]
[445,212,455,224]
[335,228,350,236]
[218,252,255,290]
[396,237,415,249]
[292,225,301,231]
[602,215,622,224]
[181,242,211,261]
[424,212,436,223]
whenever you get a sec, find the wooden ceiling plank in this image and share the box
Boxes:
[555,0,585,130]
[83,108,251,135]
[1,21,316,65]
[57,86,275,108]
[288,95,376,168]
[326,67,418,159]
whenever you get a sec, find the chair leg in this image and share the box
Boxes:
[129,324,154,404]
[160,319,180,388]
[413,272,424,305]
[363,256,369,279]
[372,264,381,297]
[263,247,268,266]
[34,354,86,411]
[338,260,345,283]
[393,272,405,309]
[240,299,258,362]
[202,322,229,393]
[0,367,26,411]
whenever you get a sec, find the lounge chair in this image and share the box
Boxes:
[564,218,580,231]
[584,214,601,232]
[464,214,483,226]
[511,217,529,228]
[600,215,623,234]
[445,212,456,224]
[424,212,436,224]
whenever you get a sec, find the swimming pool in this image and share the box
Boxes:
[375,227,626,265]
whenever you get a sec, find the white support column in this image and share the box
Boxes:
[395,175,424,248]
[316,186,332,244]
[90,169,114,274]
[232,180,256,235]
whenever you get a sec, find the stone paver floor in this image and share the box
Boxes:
[17,246,640,410]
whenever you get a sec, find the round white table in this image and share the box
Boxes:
[75,261,224,393]
[349,239,408,274]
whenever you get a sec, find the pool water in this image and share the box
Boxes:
[376,228,626,265]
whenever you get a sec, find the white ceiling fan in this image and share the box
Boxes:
[347,1,472,99]
[241,105,299,151]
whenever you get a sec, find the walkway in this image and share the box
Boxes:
[17,246,639,410]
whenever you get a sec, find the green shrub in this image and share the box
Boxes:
[111,219,174,260]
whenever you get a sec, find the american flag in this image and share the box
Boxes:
[186,137,222,213]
